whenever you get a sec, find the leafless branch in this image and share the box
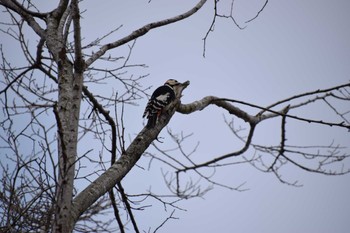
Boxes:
[245,0,269,23]
[1,1,349,232]
[153,209,178,233]
[85,0,208,67]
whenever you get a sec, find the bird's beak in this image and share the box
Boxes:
[182,80,190,86]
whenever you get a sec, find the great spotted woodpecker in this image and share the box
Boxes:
[143,79,180,128]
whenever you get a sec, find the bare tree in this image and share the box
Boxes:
[0,0,349,232]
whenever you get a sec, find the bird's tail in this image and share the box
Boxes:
[146,115,157,128]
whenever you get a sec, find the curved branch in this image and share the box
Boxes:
[82,86,117,161]
[220,98,350,129]
[85,0,207,67]
[177,93,350,130]
[178,122,256,172]
[174,84,350,173]
[282,154,350,175]
[245,0,269,23]
[257,82,350,115]
[177,96,259,124]
[5,0,48,18]
[0,66,36,95]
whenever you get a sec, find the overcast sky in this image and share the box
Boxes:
[113,1,350,232]
[1,0,350,233]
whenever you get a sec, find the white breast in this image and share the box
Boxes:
[156,93,170,102]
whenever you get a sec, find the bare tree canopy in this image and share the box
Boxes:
[0,0,349,232]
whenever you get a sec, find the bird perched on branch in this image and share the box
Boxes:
[143,79,180,128]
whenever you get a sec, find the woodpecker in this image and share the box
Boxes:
[143,79,180,128]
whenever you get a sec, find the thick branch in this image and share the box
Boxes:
[178,94,350,130]
[177,96,259,124]
[0,0,46,37]
[71,81,190,223]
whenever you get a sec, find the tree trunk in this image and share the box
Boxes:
[45,7,84,232]
[53,59,81,233]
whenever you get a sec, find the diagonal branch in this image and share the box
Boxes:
[108,190,125,233]
[84,0,207,68]
[117,182,140,233]
[245,0,269,23]
[71,81,190,224]
[0,0,46,37]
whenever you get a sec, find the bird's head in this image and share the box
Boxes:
[164,79,180,87]
[164,79,190,98]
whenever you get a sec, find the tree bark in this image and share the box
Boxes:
[71,81,190,223]
[46,1,84,232]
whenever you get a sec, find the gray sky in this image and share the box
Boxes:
[1,0,350,232]
[113,1,350,232]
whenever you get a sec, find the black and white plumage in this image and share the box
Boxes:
[143,79,180,128]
